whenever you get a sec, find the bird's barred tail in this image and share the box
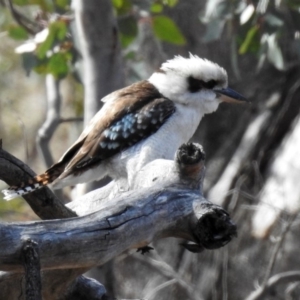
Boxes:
[2,181,43,201]
[2,165,63,201]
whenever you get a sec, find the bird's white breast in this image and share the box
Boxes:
[106,103,203,185]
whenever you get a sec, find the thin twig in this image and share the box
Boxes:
[5,0,40,35]
[59,117,83,123]
[285,281,300,300]
[262,214,298,287]
[228,175,246,212]
[246,271,300,300]
[222,247,229,300]
[134,251,204,300]
[145,279,177,300]
[36,75,61,168]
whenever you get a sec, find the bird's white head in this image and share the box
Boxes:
[148,53,247,114]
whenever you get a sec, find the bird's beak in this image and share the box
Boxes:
[214,87,249,104]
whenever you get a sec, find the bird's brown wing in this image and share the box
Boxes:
[31,80,162,185]
[41,80,175,181]
[60,96,176,178]
[34,138,86,185]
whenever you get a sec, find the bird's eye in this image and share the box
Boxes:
[203,80,217,89]
[188,77,218,93]
[187,76,203,93]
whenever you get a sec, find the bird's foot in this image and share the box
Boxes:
[136,246,154,255]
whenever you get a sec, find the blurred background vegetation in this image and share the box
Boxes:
[1,0,300,299]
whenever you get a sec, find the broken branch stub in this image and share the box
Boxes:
[22,239,42,300]
[176,142,206,182]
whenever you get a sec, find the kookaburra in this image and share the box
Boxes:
[2,54,247,200]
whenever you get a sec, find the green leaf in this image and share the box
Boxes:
[13,0,28,5]
[15,41,36,54]
[202,19,225,42]
[55,20,68,40]
[163,0,178,7]
[267,33,284,70]
[294,39,300,61]
[36,21,68,59]
[125,51,136,60]
[153,15,186,45]
[118,15,137,47]
[112,0,123,8]
[286,0,300,10]
[240,4,255,25]
[201,0,229,23]
[118,15,137,37]
[21,52,37,76]
[264,13,284,28]
[151,3,163,13]
[114,0,132,15]
[55,0,70,9]
[119,34,133,48]
[33,61,48,74]
[36,27,54,59]
[14,0,53,11]
[201,0,230,42]
[8,25,28,40]
[239,26,259,54]
[47,52,69,78]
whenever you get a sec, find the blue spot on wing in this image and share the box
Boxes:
[104,113,137,141]
[96,99,175,160]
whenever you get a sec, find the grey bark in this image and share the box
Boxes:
[35,75,66,200]
[0,146,75,219]
[64,275,107,300]
[0,145,102,299]
[22,239,42,300]
[36,75,61,169]
[0,189,234,272]
[72,0,125,125]
[71,0,125,194]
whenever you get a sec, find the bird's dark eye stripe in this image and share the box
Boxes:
[187,76,218,93]
[204,80,217,89]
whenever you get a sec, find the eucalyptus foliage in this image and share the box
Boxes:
[1,0,300,77]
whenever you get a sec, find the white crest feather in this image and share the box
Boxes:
[160,53,228,86]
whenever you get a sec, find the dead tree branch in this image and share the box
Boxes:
[0,143,237,299]
[0,190,236,272]
[0,146,101,299]
[0,146,75,219]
